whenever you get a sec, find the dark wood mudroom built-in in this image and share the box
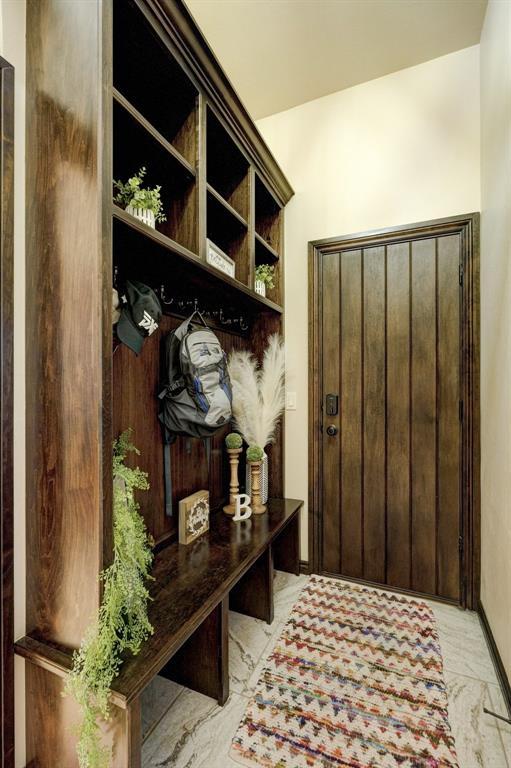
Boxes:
[18,0,297,765]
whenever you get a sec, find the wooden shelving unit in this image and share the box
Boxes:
[22,0,293,765]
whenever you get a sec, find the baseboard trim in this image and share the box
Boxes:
[299,559,311,575]
[479,600,511,719]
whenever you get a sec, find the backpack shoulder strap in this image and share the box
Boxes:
[163,427,176,517]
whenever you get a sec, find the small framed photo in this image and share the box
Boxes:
[179,490,210,545]
[206,238,235,279]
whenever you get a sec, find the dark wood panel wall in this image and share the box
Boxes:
[1,55,14,768]
[113,318,248,545]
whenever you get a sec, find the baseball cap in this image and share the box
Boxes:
[117,280,162,355]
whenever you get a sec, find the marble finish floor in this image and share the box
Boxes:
[141,571,511,768]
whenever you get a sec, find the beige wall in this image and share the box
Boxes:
[480,0,511,679]
[257,46,481,561]
[0,1,26,765]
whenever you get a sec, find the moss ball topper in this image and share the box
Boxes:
[246,445,264,462]
[225,432,243,449]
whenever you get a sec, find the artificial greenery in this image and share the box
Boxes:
[246,445,264,462]
[113,166,167,223]
[255,264,276,289]
[65,431,154,768]
[225,432,243,449]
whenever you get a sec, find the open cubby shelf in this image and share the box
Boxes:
[255,173,282,258]
[113,0,198,165]
[255,231,280,263]
[113,88,195,177]
[206,108,249,221]
[113,97,198,254]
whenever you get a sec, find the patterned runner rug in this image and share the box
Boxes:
[230,575,458,768]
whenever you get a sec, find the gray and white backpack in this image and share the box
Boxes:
[158,312,232,515]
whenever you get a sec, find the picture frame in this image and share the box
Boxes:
[179,490,210,545]
[206,238,235,278]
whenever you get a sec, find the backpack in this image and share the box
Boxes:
[158,311,232,516]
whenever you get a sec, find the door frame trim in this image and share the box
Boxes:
[308,213,480,609]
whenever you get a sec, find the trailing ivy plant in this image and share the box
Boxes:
[113,166,167,223]
[65,430,154,768]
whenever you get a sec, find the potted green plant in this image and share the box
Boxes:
[254,264,276,298]
[113,166,166,229]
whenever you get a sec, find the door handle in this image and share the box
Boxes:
[326,424,338,437]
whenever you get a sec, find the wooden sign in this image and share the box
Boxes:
[179,490,210,545]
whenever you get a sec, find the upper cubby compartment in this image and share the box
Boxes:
[255,173,282,263]
[207,108,249,222]
[113,0,198,167]
[113,97,198,255]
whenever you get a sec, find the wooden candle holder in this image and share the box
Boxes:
[248,460,266,514]
[223,447,243,515]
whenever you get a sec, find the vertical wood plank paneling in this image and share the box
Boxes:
[411,238,437,594]
[386,243,411,589]
[340,250,363,577]
[313,215,477,605]
[321,253,341,574]
[437,234,461,600]
[362,247,386,582]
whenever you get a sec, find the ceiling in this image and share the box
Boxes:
[185,0,487,120]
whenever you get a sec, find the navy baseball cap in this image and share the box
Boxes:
[117,280,162,355]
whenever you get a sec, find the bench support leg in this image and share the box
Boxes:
[229,546,274,624]
[272,513,300,576]
[160,596,229,706]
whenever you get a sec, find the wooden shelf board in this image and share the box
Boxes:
[206,183,248,228]
[113,204,283,314]
[113,87,196,178]
[255,231,280,262]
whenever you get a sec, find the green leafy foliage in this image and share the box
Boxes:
[225,432,243,449]
[65,430,154,768]
[246,445,264,462]
[113,166,167,223]
[254,263,276,289]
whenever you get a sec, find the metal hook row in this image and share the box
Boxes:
[158,286,250,331]
[112,269,250,331]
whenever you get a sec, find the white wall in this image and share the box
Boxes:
[257,46,481,560]
[0,1,26,765]
[480,0,511,680]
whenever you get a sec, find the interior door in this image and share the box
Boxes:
[320,233,462,602]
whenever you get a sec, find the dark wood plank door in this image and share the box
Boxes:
[320,234,462,602]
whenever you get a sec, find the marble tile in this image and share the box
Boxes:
[142,688,248,768]
[444,670,508,767]
[228,609,275,696]
[141,676,184,741]
[273,570,309,616]
[488,682,511,766]
[431,603,500,685]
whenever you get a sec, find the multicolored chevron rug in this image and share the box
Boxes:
[230,574,458,768]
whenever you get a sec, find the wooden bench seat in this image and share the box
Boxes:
[16,497,302,723]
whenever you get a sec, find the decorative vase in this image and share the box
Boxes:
[223,447,242,515]
[254,279,266,297]
[248,460,266,514]
[246,450,268,503]
[125,204,156,229]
